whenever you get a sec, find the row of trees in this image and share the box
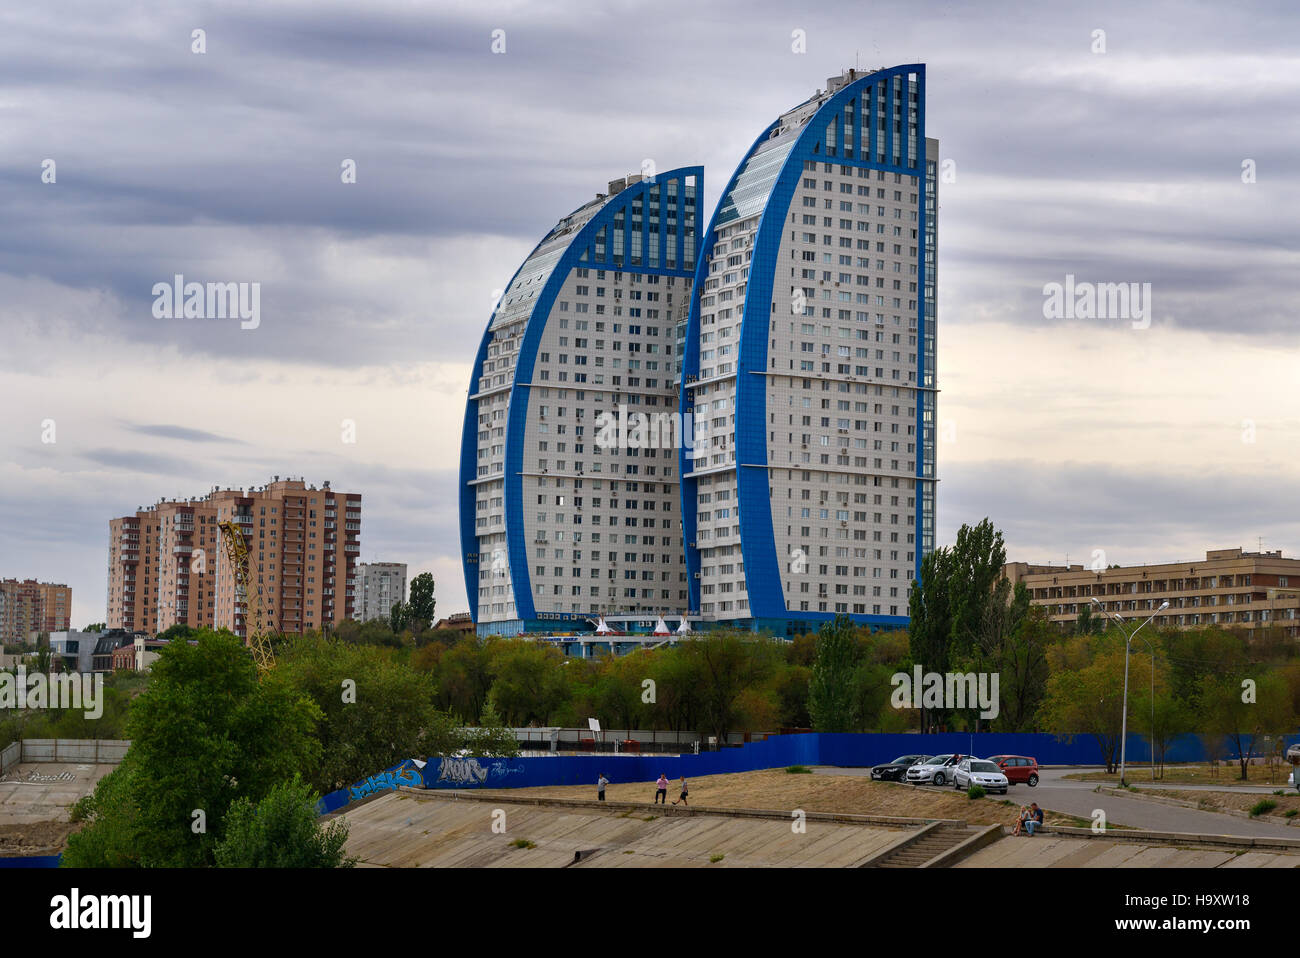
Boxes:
[63,629,519,868]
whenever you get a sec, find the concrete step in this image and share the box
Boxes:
[873,826,972,868]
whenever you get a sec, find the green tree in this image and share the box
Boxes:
[1198,670,1296,781]
[993,603,1052,732]
[808,615,862,732]
[647,647,706,734]
[592,650,653,729]
[679,632,782,744]
[947,519,1009,662]
[408,573,436,630]
[1074,604,1104,636]
[274,635,461,794]
[214,774,355,868]
[431,638,493,719]
[485,639,570,726]
[62,630,322,868]
[460,693,521,757]
[388,602,409,635]
[1039,636,1128,773]
[155,623,196,642]
[909,547,954,730]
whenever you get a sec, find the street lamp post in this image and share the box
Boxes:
[1091,596,1169,786]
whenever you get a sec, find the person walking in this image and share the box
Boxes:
[671,775,689,806]
[654,773,669,804]
[597,773,609,802]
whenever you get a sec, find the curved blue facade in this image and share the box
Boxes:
[683,65,932,635]
[461,169,702,631]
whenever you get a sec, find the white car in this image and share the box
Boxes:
[906,754,959,786]
[952,758,1009,794]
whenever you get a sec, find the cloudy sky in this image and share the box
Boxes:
[3,0,1298,627]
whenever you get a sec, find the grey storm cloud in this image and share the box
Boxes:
[125,423,245,444]
[3,0,1299,369]
[4,0,1299,623]
[940,459,1300,567]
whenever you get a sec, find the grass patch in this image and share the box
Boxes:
[1249,799,1278,818]
[643,815,657,821]
[709,853,724,863]
[966,785,986,800]
[1285,809,1298,819]
[786,765,812,774]
[509,838,536,849]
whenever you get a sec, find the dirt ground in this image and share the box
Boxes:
[0,821,75,856]
[1067,764,1297,787]
[472,768,1088,828]
[1142,787,1300,821]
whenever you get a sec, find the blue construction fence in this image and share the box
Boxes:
[317,731,1300,813]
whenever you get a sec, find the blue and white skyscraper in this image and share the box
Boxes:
[681,65,937,635]
[461,169,701,635]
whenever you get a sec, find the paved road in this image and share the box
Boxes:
[815,765,1300,839]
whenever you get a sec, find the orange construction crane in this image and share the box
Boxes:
[218,518,276,674]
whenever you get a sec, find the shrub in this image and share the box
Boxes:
[1249,799,1277,817]
[786,765,811,774]
[966,785,986,800]
[214,775,354,868]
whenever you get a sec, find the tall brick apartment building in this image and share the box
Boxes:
[0,579,72,643]
[108,477,360,637]
[1004,547,1300,638]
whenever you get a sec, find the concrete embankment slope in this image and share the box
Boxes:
[340,790,936,867]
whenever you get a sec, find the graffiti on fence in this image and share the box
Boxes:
[435,757,490,785]
[348,762,422,801]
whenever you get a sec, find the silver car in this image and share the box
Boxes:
[953,758,1009,794]
[906,754,958,786]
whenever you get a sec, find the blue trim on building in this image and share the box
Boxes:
[704,65,929,631]
[914,65,930,587]
[680,128,775,614]
[490,168,702,625]
[459,239,543,626]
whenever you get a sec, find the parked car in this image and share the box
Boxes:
[985,755,1040,787]
[870,754,929,782]
[953,758,1009,794]
[906,754,961,786]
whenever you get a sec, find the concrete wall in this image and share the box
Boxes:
[0,742,18,775]
[17,739,129,764]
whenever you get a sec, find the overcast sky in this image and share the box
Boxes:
[3,0,1298,627]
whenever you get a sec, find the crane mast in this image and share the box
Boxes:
[218,518,276,674]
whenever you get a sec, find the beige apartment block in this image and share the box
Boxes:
[108,510,160,633]
[108,477,360,638]
[0,578,72,643]
[1004,547,1300,638]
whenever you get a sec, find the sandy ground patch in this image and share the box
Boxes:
[471,768,1084,828]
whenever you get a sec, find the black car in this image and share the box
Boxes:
[870,754,930,782]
